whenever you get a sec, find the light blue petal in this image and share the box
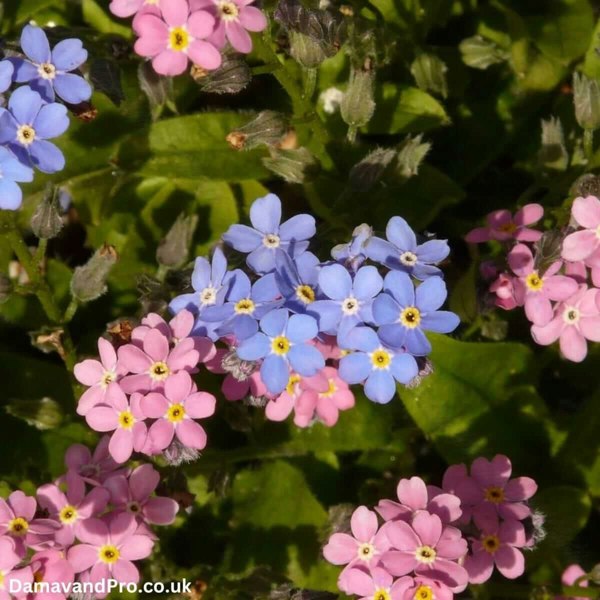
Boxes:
[252,272,280,302]
[28,78,54,103]
[237,332,270,360]
[0,178,23,210]
[364,370,396,404]
[21,25,51,63]
[249,193,281,234]
[412,263,442,281]
[274,250,299,297]
[0,61,14,92]
[390,353,419,384]
[51,38,87,71]
[364,236,396,265]
[191,256,211,291]
[288,344,324,376]
[191,318,220,341]
[287,239,310,258]
[53,73,92,104]
[211,246,228,285]
[295,251,320,285]
[279,213,316,242]
[222,223,262,252]
[29,140,64,173]
[318,263,352,300]
[202,304,235,323]
[33,102,69,139]
[343,326,380,352]
[415,276,447,312]
[353,265,383,300]
[416,239,450,264]
[0,148,34,182]
[386,216,417,251]
[383,271,415,307]
[0,110,16,144]
[226,269,251,301]
[260,308,288,337]
[6,58,36,83]
[338,314,361,340]
[247,245,276,274]
[287,313,318,343]
[372,293,400,325]
[231,314,259,340]
[404,328,431,356]
[169,293,199,314]
[421,311,460,333]
[310,300,341,333]
[261,354,289,395]
[377,323,407,349]
[8,86,42,125]
[339,352,372,384]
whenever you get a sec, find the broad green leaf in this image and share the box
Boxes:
[82,0,132,37]
[367,84,450,134]
[582,17,600,79]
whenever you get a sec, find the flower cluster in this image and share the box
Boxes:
[0,25,92,210]
[74,310,217,465]
[0,437,178,599]
[166,193,459,422]
[323,455,541,600]
[109,0,267,76]
[466,199,600,362]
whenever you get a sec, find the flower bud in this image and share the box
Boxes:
[5,397,63,430]
[348,147,396,192]
[397,134,431,178]
[70,243,118,303]
[573,72,600,131]
[156,213,198,269]
[539,116,568,171]
[221,349,258,381]
[341,67,375,129]
[411,53,448,98]
[195,54,252,94]
[573,173,600,197]
[163,439,200,466]
[262,147,320,183]
[226,111,290,150]
[459,35,507,70]
[30,184,64,239]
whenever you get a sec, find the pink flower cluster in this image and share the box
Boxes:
[323,455,541,600]
[466,199,600,362]
[207,336,356,428]
[109,0,267,76]
[0,437,178,599]
[74,310,217,464]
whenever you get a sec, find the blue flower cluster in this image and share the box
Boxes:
[169,194,460,404]
[0,25,92,210]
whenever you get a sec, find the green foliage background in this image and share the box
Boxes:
[0,0,599,598]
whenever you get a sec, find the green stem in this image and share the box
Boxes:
[584,128,595,164]
[251,63,280,75]
[63,298,79,324]
[347,124,358,144]
[34,238,48,268]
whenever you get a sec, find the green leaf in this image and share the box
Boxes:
[582,17,600,79]
[366,84,450,134]
[82,0,132,37]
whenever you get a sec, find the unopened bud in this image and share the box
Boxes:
[195,54,252,94]
[288,31,327,68]
[163,439,200,466]
[573,72,600,131]
[30,185,64,239]
[397,134,431,178]
[156,213,198,268]
[5,397,63,430]
[262,147,319,183]
[349,147,396,192]
[534,231,564,274]
[0,274,12,302]
[411,53,448,98]
[70,244,118,303]
[539,117,568,171]
[221,349,257,381]
[341,68,375,129]
[573,173,600,197]
[459,35,507,70]
[226,111,290,150]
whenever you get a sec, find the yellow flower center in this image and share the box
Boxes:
[371,349,392,369]
[373,590,391,600]
[234,298,255,314]
[320,379,337,398]
[262,234,281,249]
[118,410,135,430]
[16,124,36,146]
[217,0,240,21]
[484,486,505,504]
[415,545,437,564]
[149,361,170,382]
[400,306,421,328]
[0,571,4,588]
[525,272,544,291]
[498,222,517,234]
[59,505,79,525]
[563,306,580,324]
[98,545,120,564]
[399,251,418,266]
[167,403,186,423]
[38,62,56,80]
[296,285,315,304]
[482,534,500,554]
[272,336,290,355]
[169,26,189,52]
[413,585,434,600]
[357,542,375,561]
[286,374,301,396]
[33,571,44,584]
[8,517,29,537]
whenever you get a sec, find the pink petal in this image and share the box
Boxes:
[514,203,543,226]
[143,329,169,362]
[188,10,215,38]
[104,475,130,507]
[423,558,468,590]
[238,6,267,31]
[315,396,339,426]
[498,502,531,521]
[161,0,189,26]
[76,386,104,416]
[112,559,140,584]
[118,344,152,374]
[531,315,564,346]
[98,338,117,370]
[559,326,588,362]
[464,550,494,584]
[487,210,512,229]
[167,338,199,371]
[322,533,358,565]
[149,419,175,451]
[514,227,543,242]
[133,14,168,53]
[119,373,152,394]
[184,392,216,419]
[375,500,411,522]
[498,519,527,546]
[141,392,169,419]
[473,454,512,487]
[187,40,222,69]
[119,535,154,561]
[222,375,249,401]
[411,511,442,547]
[572,195,600,229]
[86,407,118,432]
[524,294,553,326]
[495,545,525,579]
[89,561,110,585]
[464,227,491,243]
[175,419,207,449]
[562,230,599,261]
[504,477,538,501]
[36,484,67,514]
[386,520,420,551]
[435,526,467,560]
[109,512,137,546]
[381,550,418,576]
[562,564,588,587]
[74,359,103,386]
[350,506,378,543]
[508,244,534,277]
[75,517,108,546]
[226,22,252,53]
[152,49,189,76]
[130,464,159,501]
[342,568,375,597]
[109,429,134,464]
[581,315,600,341]
[79,487,109,518]
[265,393,295,421]
[170,310,194,338]
[164,371,192,403]
[67,544,98,573]
[544,275,579,301]
[143,497,179,525]
[427,493,462,524]
[396,477,428,511]
[109,0,145,18]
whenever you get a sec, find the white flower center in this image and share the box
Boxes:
[596,224,600,239]
[200,286,217,305]
[16,124,36,146]
[38,62,56,80]
[357,542,375,561]
[341,296,360,315]
[263,234,281,249]
[216,0,240,21]
[399,251,418,266]
[100,370,116,389]
[415,545,437,564]
[563,306,580,324]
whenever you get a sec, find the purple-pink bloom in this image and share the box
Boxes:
[28,550,74,600]
[74,337,127,416]
[489,273,519,311]
[465,204,543,243]
[134,0,221,75]
[380,511,468,592]
[104,464,179,526]
[508,244,578,326]
[531,285,600,362]
[341,566,411,600]
[375,476,462,525]
[140,371,216,452]
[464,514,527,583]
[398,576,454,600]
[67,513,153,584]
[0,537,32,600]
[64,437,125,486]
[117,328,200,394]
[85,389,147,464]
